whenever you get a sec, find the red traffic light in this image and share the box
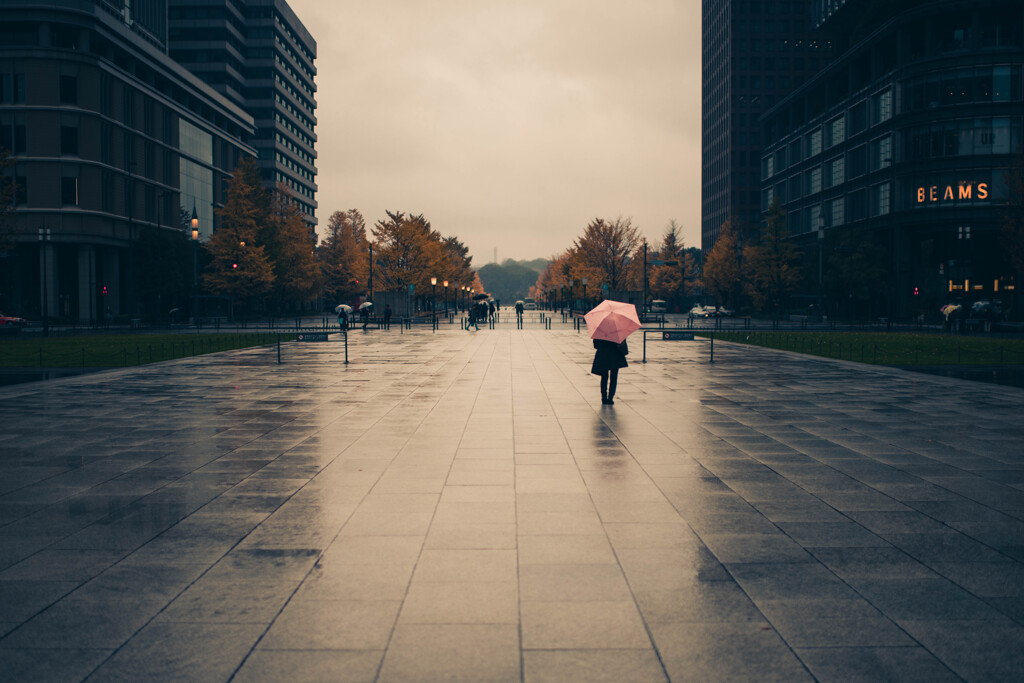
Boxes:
[232,263,238,269]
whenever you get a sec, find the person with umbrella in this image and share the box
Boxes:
[584,300,641,405]
[335,304,352,333]
[359,301,373,330]
[383,304,392,330]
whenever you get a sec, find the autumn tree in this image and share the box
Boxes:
[822,228,887,321]
[203,162,275,310]
[649,220,686,305]
[266,186,321,308]
[574,217,642,291]
[371,211,445,297]
[531,249,574,303]
[702,218,743,308]
[320,209,369,304]
[743,198,803,316]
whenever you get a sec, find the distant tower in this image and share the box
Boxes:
[701,0,827,251]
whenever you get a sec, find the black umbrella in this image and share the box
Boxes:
[472,293,490,300]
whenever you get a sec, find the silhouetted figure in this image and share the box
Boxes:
[592,339,628,405]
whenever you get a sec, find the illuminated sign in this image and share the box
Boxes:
[916,182,988,204]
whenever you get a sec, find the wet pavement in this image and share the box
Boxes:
[0,323,1022,682]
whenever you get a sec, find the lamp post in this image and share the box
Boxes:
[191,202,199,326]
[443,280,448,317]
[581,277,588,311]
[430,276,437,326]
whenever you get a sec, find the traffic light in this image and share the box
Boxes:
[101,285,108,294]
[232,263,238,269]
[913,286,920,296]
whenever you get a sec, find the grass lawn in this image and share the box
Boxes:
[705,331,1024,366]
[0,332,296,369]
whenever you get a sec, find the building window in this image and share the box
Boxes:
[809,166,822,194]
[789,174,802,201]
[762,155,774,180]
[827,115,845,148]
[59,75,78,105]
[848,145,867,178]
[61,176,78,205]
[828,157,844,187]
[60,125,78,155]
[788,139,802,164]
[871,135,893,169]
[871,182,891,216]
[830,197,844,226]
[873,88,892,124]
[1,74,26,104]
[808,128,822,157]
[809,204,822,230]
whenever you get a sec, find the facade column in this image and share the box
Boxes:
[39,242,58,323]
[77,245,96,324]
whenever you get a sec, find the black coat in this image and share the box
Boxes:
[591,339,628,375]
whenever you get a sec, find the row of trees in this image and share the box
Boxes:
[201,158,478,315]
[530,217,700,309]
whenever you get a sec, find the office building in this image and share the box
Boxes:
[167,0,318,227]
[0,0,257,323]
[759,0,1022,319]
[701,0,829,251]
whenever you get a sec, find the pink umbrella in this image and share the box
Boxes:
[584,300,642,344]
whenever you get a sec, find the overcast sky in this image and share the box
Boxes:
[287,0,702,265]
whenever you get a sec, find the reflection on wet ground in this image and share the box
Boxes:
[0,327,1022,681]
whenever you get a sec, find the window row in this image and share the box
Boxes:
[907,117,1020,159]
[763,88,891,179]
[904,66,1020,111]
[765,136,893,206]
[782,184,891,234]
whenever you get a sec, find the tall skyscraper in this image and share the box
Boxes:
[167,0,317,226]
[701,0,829,251]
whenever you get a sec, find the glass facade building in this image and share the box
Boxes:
[760,0,1023,320]
[0,0,256,322]
[167,0,318,227]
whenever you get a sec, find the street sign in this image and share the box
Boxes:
[297,332,330,342]
[662,330,694,341]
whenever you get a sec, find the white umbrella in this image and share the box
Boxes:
[334,304,352,314]
[359,301,374,310]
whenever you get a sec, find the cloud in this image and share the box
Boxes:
[290,0,702,261]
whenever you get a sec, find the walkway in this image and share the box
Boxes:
[0,325,1022,681]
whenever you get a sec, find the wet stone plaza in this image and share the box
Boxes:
[1,323,1023,682]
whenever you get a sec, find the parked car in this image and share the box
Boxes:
[522,297,537,311]
[716,306,735,317]
[688,305,710,319]
[651,299,667,313]
[0,312,28,332]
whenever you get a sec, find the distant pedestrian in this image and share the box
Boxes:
[592,338,628,405]
[360,305,371,330]
[515,301,524,329]
[383,304,392,330]
[466,305,479,331]
[337,309,349,333]
[488,301,496,323]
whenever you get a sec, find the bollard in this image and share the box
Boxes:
[709,332,715,364]
[344,330,349,364]
[277,334,281,364]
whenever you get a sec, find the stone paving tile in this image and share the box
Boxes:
[1,327,1023,680]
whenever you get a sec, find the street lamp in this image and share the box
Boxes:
[430,276,437,326]
[191,202,199,325]
[581,277,588,311]
[443,280,448,316]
